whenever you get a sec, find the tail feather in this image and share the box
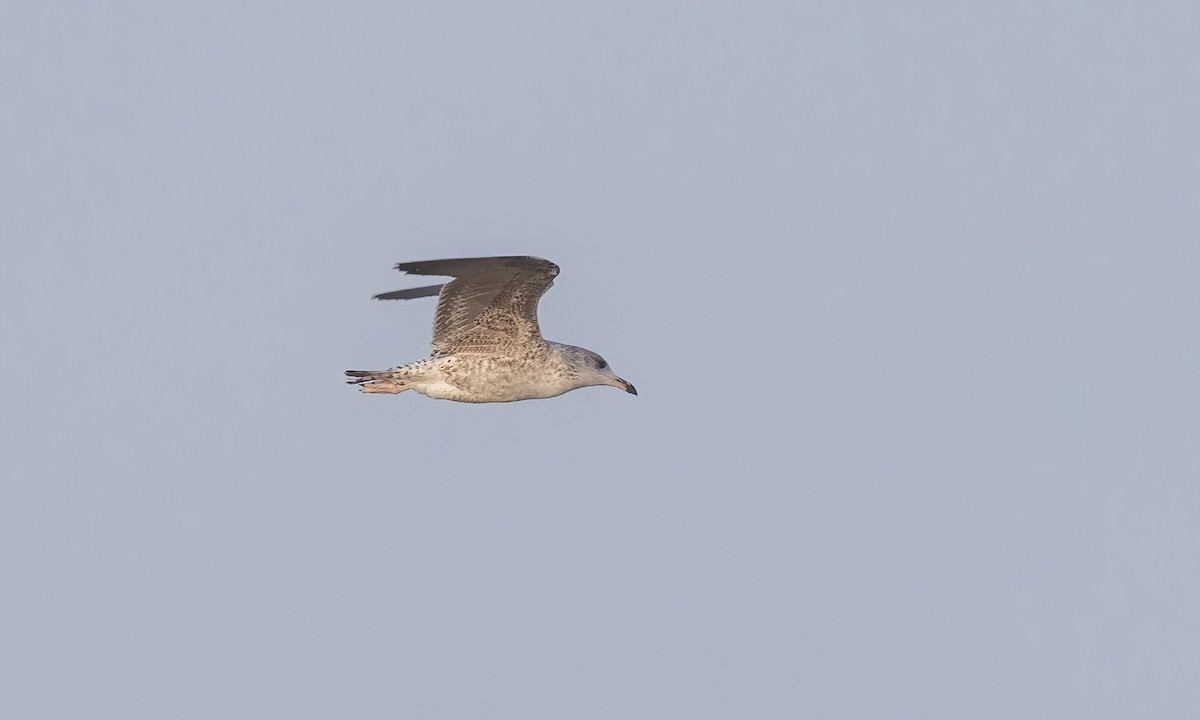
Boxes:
[345,369,388,385]
[345,369,409,394]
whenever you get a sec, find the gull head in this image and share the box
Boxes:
[552,343,637,396]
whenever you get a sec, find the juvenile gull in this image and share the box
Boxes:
[345,256,637,403]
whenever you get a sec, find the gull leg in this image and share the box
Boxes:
[359,379,408,394]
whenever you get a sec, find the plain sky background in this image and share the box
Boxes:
[2,1,1198,718]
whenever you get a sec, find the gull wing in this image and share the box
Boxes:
[375,256,560,355]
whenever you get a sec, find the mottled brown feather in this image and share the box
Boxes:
[375,256,560,356]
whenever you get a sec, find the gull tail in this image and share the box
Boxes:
[345,369,389,385]
[344,369,409,394]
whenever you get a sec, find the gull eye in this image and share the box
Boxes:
[597,358,608,370]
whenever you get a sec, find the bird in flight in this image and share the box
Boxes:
[346,256,637,403]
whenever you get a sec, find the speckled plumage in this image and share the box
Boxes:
[346,256,637,403]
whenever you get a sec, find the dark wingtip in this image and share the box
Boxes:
[393,256,558,277]
[372,284,444,301]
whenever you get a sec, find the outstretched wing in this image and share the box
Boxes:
[375,256,560,355]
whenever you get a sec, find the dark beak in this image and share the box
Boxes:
[619,378,637,396]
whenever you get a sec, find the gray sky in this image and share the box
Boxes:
[3,1,1198,718]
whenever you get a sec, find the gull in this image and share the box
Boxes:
[345,256,637,403]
